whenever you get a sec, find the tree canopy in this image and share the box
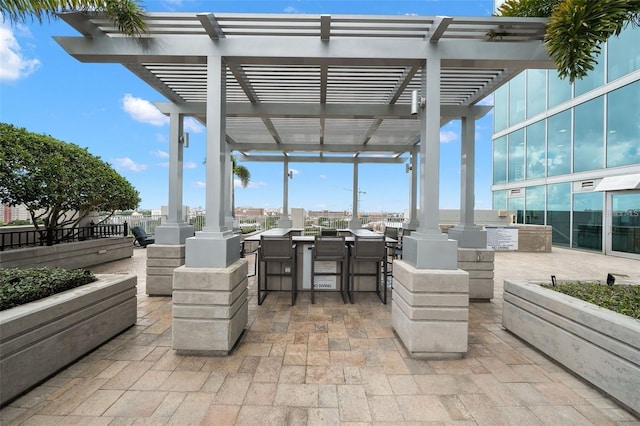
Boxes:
[497,0,640,81]
[0,123,141,243]
[0,0,146,36]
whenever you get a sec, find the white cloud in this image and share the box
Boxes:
[0,23,41,82]
[111,157,148,172]
[150,150,170,159]
[184,117,204,133]
[319,174,327,179]
[440,130,458,143]
[194,181,206,188]
[121,94,169,126]
[184,162,198,169]
[284,6,299,13]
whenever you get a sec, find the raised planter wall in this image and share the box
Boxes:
[503,279,640,417]
[0,237,134,270]
[0,274,137,405]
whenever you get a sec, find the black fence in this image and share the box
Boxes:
[0,222,129,252]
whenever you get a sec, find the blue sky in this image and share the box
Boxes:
[1,0,497,213]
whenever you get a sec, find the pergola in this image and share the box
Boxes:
[56,11,553,356]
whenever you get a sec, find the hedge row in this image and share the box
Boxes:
[0,268,97,311]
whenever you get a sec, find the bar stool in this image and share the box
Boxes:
[310,235,349,304]
[258,235,297,306]
[349,236,387,304]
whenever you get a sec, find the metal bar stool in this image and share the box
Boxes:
[310,235,349,304]
[349,235,387,304]
[257,235,298,305]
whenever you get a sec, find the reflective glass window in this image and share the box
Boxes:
[525,185,545,225]
[526,121,546,179]
[508,129,525,182]
[547,183,571,247]
[509,72,526,125]
[575,50,604,96]
[526,70,547,118]
[493,190,507,210]
[574,97,604,173]
[508,196,524,223]
[493,136,507,184]
[608,25,640,81]
[607,81,640,167]
[494,86,508,132]
[548,71,572,108]
[612,192,640,255]
[547,111,571,176]
[573,192,603,251]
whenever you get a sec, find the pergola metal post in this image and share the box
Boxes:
[278,158,293,228]
[348,161,362,230]
[184,55,240,268]
[402,54,458,269]
[448,115,487,248]
[403,152,419,232]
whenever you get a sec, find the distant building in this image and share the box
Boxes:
[235,207,264,217]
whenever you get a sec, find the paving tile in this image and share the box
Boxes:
[243,382,277,405]
[306,366,345,384]
[528,405,592,426]
[337,385,371,422]
[235,405,288,425]
[253,356,283,382]
[307,407,341,425]
[318,385,339,407]
[279,365,307,383]
[359,367,393,396]
[70,390,124,416]
[101,361,154,390]
[284,343,308,365]
[166,392,213,425]
[102,390,168,417]
[151,392,185,418]
[308,332,329,351]
[307,350,331,366]
[273,383,319,407]
[200,404,240,425]
[130,370,172,391]
[457,393,509,426]
[157,370,210,392]
[367,395,403,421]
[213,373,253,405]
[37,378,108,416]
[395,395,451,422]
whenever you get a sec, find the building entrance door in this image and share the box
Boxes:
[605,191,640,259]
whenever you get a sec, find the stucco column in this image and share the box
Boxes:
[402,54,458,269]
[184,55,240,268]
[155,112,194,245]
[448,116,487,248]
[278,158,293,228]
[348,160,362,229]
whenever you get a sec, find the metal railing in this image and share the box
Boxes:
[0,223,129,251]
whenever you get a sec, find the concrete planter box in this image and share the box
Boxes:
[503,279,640,417]
[0,274,137,406]
[0,237,134,270]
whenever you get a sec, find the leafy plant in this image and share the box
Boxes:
[541,281,640,319]
[0,267,97,311]
[0,123,141,246]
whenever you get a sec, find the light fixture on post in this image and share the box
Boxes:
[405,163,413,173]
[288,170,294,179]
[410,90,425,116]
[179,133,189,148]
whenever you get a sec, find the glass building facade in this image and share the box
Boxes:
[491,25,640,258]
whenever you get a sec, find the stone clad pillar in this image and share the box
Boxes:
[173,56,246,355]
[392,53,469,359]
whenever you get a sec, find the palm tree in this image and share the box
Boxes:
[1,0,146,36]
[232,156,250,218]
[497,0,640,82]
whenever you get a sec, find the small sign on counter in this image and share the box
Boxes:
[485,226,519,251]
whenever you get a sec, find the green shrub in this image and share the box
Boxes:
[0,268,97,311]
[542,282,640,319]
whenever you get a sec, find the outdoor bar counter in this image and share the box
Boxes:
[244,228,394,302]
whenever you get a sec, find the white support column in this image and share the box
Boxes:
[278,158,293,228]
[349,160,362,229]
[402,54,458,269]
[224,153,235,231]
[184,55,240,268]
[154,113,195,245]
[448,116,487,248]
[403,152,419,232]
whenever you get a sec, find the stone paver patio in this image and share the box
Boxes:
[1,246,639,425]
